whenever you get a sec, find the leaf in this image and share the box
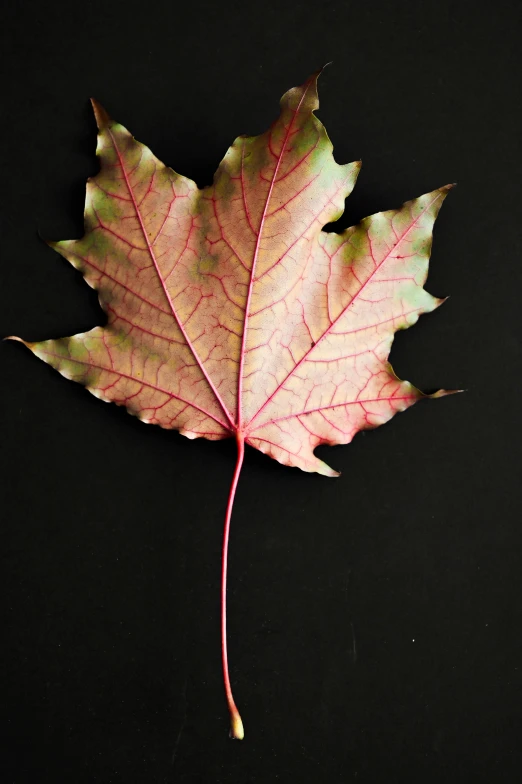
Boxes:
[9,70,455,739]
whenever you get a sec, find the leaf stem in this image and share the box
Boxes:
[221,432,245,739]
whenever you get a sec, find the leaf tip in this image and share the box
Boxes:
[429,388,464,399]
[322,463,341,478]
[90,98,111,131]
[3,335,34,349]
[308,62,333,86]
[435,295,450,308]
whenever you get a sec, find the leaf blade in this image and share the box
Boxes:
[14,74,453,473]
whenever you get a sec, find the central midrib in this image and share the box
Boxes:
[236,83,312,432]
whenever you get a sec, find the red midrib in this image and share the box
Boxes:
[236,82,313,432]
[107,128,235,431]
[245,191,443,433]
[250,394,418,430]
[39,349,230,429]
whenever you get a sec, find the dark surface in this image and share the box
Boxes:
[1,1,521,782]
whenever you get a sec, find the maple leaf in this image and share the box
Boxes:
[9,71,455,739]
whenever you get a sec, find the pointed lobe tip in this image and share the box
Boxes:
[431,388,464,399]
[3,336,33,348]
[90,98,111,130]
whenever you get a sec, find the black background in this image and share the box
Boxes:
[2,1,522,782]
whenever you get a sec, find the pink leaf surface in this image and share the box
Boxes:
[11,71,455,738]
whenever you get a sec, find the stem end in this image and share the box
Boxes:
[229,708,244,740]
